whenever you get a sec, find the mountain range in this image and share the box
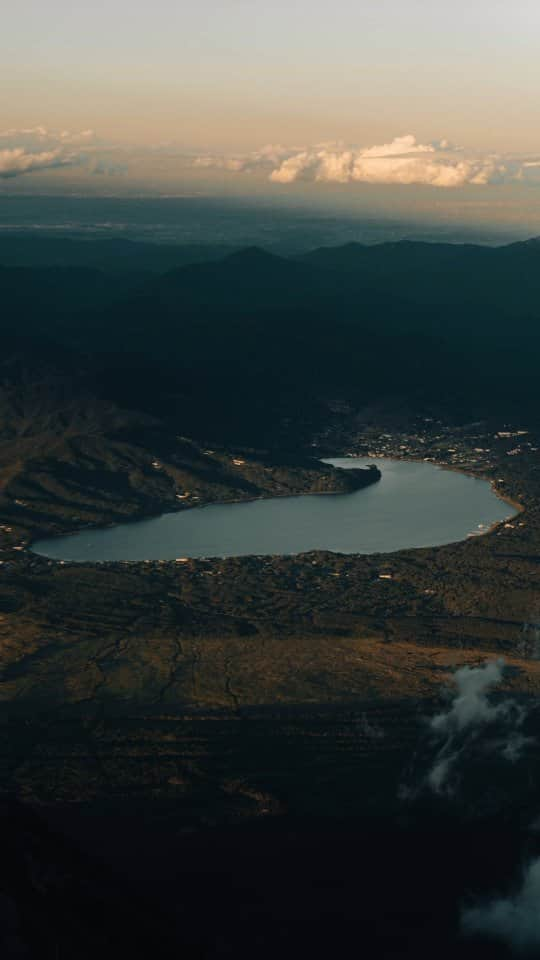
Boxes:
[2,236,540,444]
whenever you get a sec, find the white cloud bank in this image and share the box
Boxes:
[195,134,540,189]
[4,127,540,189]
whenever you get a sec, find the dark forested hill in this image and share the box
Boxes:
[1,236,540,444]
[300,238,540,321]
[0,234,234,274]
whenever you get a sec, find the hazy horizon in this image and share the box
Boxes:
[3,1,540,230]
[0,194,535,250]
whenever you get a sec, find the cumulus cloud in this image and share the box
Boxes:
[195,134,524,188]
[269,136,507,188]
[0,147,77,179]
[0,127,124,180]
[462,858,540,953]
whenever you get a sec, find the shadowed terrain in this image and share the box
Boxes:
[1,237,540,956]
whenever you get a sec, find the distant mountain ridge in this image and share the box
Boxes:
[0,234,236,274]
[1,234,540,443]
[2,230,540,276]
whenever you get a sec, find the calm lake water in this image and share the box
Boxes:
[31,458,516,562]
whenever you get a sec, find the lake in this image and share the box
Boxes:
[31,458,516,562]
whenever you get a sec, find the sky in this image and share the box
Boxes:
[3,0,540,227]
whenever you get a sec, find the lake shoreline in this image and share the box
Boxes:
[341,452,524,532]
[30,453,517,563]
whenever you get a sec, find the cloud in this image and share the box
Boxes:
[194,143,293,175]
[86,156,129,177]
[4,126,539,188]
[0,148,78,179]
[359,134,433,159]
[425,659,529,794]
[269,136,507,188]
[196,135,522,189]
[462,858,540,953]
[194,155,249,173]
[58,129,96,144]
[0,127,124,180]
[0,126,96,150]
[430,659,509,734]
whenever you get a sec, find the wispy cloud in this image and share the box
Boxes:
[462,858,540,952]
[426,659,529,794]
[195,134,540,189]
[0,126,97,146]
[399,659,532,800]
[193,143,294,174]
